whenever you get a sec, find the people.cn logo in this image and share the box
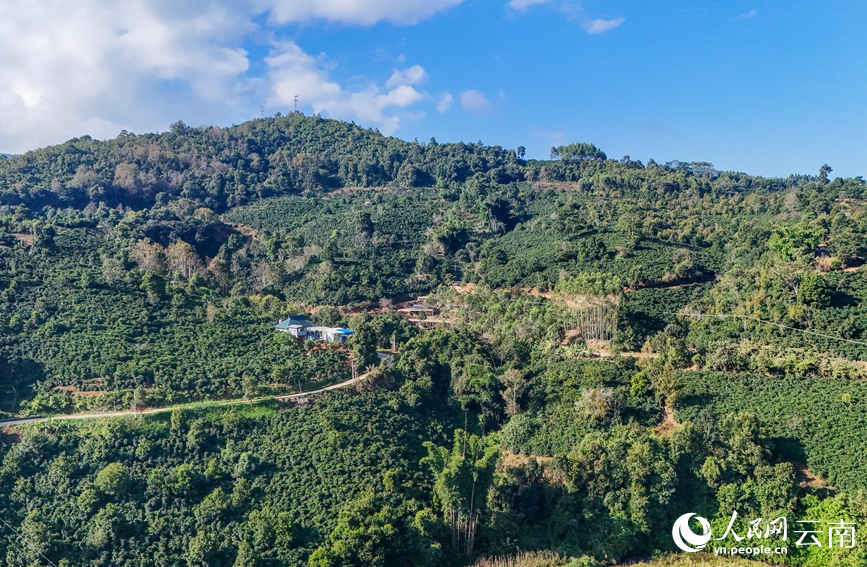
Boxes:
[672,513,713,552]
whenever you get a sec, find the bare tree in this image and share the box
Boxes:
[499,368,526,417]
[114,162,141,192]
[101,255,125,283]
[167,241,205,279]
[575,387,620,420]
[130,239,167,274]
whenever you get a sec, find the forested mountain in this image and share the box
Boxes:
[1,115,866,566]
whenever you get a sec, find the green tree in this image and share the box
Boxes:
[768,222,822,260]
[242,374,259,402]
[819,163,833,183]
[798,272,828,305]
[94,462,131,496]
[140,270,166,304]
[553,142,607,161]
[421,430,499,555]
[309,487,438,567]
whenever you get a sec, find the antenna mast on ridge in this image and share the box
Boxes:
[294,94,299,113]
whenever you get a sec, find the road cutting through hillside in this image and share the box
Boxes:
[0,374,367,429]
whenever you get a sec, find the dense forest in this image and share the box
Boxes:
[1,114,866,566]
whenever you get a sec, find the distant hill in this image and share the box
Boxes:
[0,113,822,215]
[0,115,524,211]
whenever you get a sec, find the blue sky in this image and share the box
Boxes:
[1,0,865,178]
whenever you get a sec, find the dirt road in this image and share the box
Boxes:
[0,375,364,428]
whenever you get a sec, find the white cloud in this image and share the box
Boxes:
[0,1,458,152]
[0,0,257,152]
[266,42,425,135]
[460,89,490,111]
[257,0,463,26]
[385,65,428,88]
[436,93,454,114]
[740,9,758,18]
[582,17,625,34]
[507,0,553,10]
[508,2,626,36]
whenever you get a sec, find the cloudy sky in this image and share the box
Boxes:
[1,0,865,177]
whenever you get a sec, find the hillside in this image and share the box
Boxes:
[1,115,866,566]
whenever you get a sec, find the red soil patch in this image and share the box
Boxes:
[793,461,835,492]
[654,406,681,437]
[52,385,106,397]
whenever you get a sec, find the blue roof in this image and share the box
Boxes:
[275,315,314,330]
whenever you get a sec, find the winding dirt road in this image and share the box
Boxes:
[0,375,364,429]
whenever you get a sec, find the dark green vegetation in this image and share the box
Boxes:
[1,114,867,566]
[0,395,455,566]
[678,371,867,494]
[0,225,349,415]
